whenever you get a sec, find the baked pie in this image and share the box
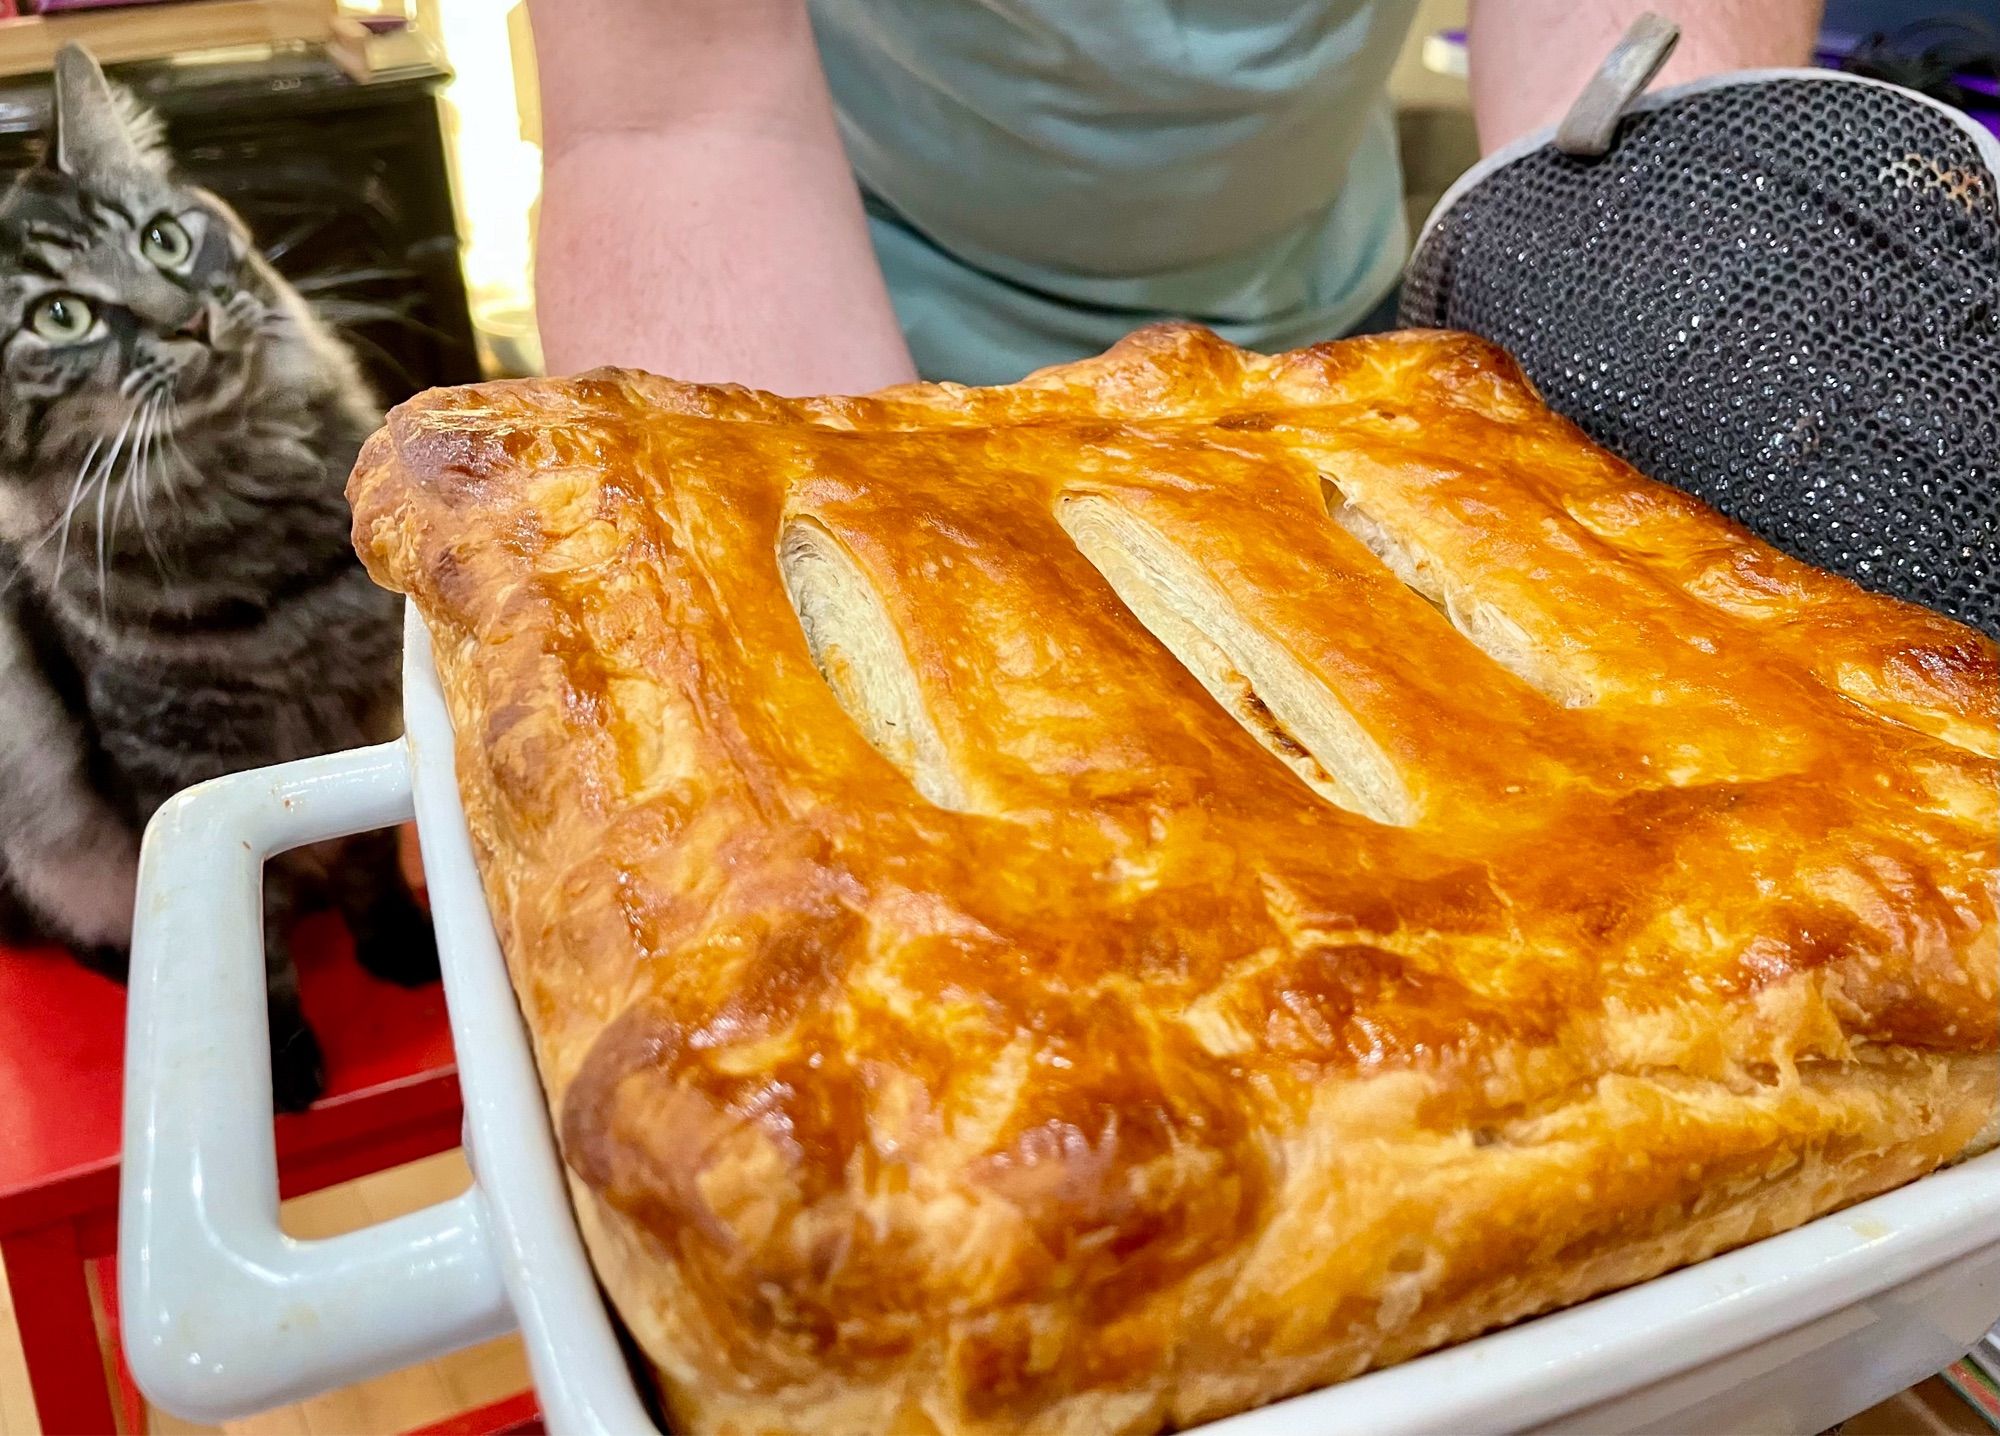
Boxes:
[350,326,1998,1435]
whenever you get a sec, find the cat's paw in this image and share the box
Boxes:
[270,1009,326,1114]
[217,291,266,346]
[352,890,441,988]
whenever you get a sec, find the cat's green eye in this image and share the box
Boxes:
[28,294,95,344]
[141,215,193,270]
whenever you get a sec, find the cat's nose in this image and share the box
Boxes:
[175,307,209,342]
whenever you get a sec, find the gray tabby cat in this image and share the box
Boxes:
[0,45,435,1109]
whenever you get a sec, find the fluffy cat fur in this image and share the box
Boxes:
[0,45,435,1109]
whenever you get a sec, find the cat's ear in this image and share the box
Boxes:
[51,44,167,177]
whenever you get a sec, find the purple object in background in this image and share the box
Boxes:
[1819,31,2000,138]
[1951,71,2000,138]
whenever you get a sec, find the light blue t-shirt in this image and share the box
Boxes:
[808,1,1419,385]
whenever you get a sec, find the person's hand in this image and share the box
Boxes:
[1467,1,1824,153]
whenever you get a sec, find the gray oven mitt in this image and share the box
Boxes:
[1400,15,2000,637]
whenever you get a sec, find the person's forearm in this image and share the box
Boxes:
[528,0,914,393]
[535,124,916,392]
[1468,1,1824,154]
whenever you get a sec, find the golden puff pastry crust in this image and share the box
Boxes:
[349,326,1998,1436]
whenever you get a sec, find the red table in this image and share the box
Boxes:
[0,912,473,1435]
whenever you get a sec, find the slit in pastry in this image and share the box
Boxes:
[1059,494,1413,826]
[779,518,967,809]
[1321,476,1595,708]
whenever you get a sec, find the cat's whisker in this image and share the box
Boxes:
[147,400,180,550]
[156,398,192,517]
[125,398,166,571]
[261,210,335,265]
[312,298,456,346]
[110,399,146,543]
[87,400,143,615]
[288,266,417,294]
[132,398,173,582]
[334,326,423,393]
[93,462,112,619]
[50,432,110,590]
[0,510,70,596]
[314,296,419,319]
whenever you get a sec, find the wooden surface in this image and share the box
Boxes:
[0,0,336,80]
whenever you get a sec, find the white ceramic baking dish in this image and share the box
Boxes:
[119,604,2000,1434]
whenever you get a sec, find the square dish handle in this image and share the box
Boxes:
[119,740,515,1425]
